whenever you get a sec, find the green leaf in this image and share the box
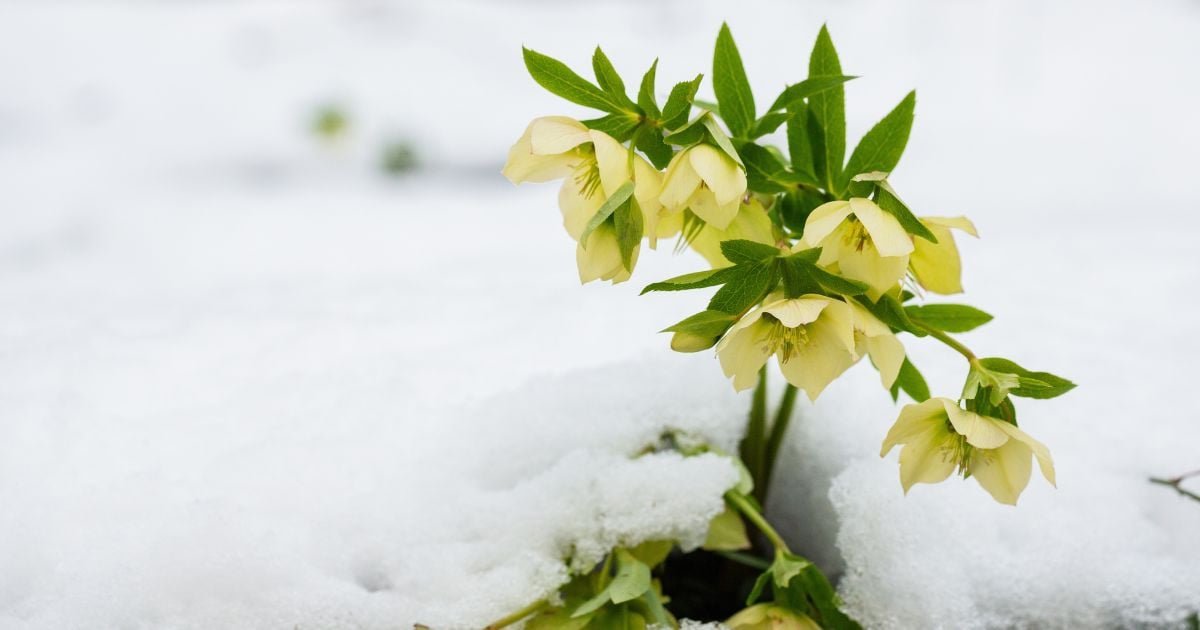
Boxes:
[767,75,857,112]
[662,75,702,130]
[709,262,775,314]
[854,293,923,336]
[663,113,708,146]
[641,267,737,294]
[614,196,644,271]
[786,247,823,265]
[977,358,1076,400]
[741,142,813,193]
[779,255,822,297]
[609,550,652,604]
[637,59,661,119]
[703,506,751,551]
[873,182,937,243]
[578,181,636,246]
[905,304,993,332]
[786,101,816,182]
[701,116,745,167]
[635,130,673,170]
[581,113,641,142]
[791,564,862,630]
[807,26,847,194]
[713,23,756,137]
[663,309,737,337]
[889,358,931,402]
[807,264,869,295]
[627,540,674,568]
[572,590,611,618]
[746,570,772,606]
[523,47,627,113]
[720,239,781,264]
[749,111,790,138]
[840,91,916,189]
[592,47,636,110]
[772,551,812,589]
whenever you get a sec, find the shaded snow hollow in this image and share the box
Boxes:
[2,1,1200,628]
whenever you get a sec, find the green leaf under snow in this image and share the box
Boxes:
[840,91,916,190]
[767,75,857,112]
[609,550,652,604]
[703,506,751,551]
[772,551,812,589]
[713,23,756,138]
[592,47,636,110]
[637,59,661,119]
[889,358,931,402]
[904,303,993,332]
[627,540,674,568]
[641,266,737,294]
[661,75,703,130]
[523,47,627,114]
[709,262,775,314]
[977,357,1076,400]
[807,26,847,194]
[579,181,635,246]
[720,239,782,264]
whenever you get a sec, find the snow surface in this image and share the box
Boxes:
[2,0,1199,628]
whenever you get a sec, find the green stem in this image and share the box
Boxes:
[759,384,799,505]
[740,367,769,493]
[915,321,977,364]
[1151,472,1200,504]
[484,599,549,629]
[726,491,791,554]
[717,550,773,571]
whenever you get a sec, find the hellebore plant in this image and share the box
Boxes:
[491,23,1074,629]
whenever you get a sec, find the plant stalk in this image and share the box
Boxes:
[759,384,799,504]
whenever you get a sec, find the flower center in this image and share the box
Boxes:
[759,315,809,363]
[939,426,986,477]
[572,154,603,200]
[840,217,873,253]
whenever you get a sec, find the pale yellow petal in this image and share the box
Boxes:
[502,124,580,184]
[528,116,591,154]
[881,397,952,456]
[778,315,857,401]
[944,404,1011,449]
[801,201,853,246]
[910,223,964,295]
[847,299,891,337]
[591,130,632,197]
[994,421,1056,486]
[866,332,906,389]
[658,150,702,212]
[760,297,829,328]
[833,236,909,300]
[970,439,1033,505]
[923,215,978,238]
[689,144,746,206]
[688,188,739,230]
[558,175,603,241]
[576,223,627,284]
[717,320,773,392]
[689,200,775,267]
[898,425,957,493]
[850,197,914,257]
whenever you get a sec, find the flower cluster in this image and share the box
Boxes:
[493,22,1074,630]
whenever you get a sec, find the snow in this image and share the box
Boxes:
[2,0,1199,628]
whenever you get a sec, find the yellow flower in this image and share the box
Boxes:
[798,198,914,300]
[909,216,978,295]
[688,197,776,268]
[716,295,856,400]
[726,604,821,630]
[658,144,747,230]
[846,301,906,389]
[880,397,1056,505]
[504,116,666,283]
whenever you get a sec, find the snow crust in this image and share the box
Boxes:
[2,0,1199,628]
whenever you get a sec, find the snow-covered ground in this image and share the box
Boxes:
[1,1,1199,628]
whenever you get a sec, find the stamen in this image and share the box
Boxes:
[758,315,810,363]
[572,156,603,200]
[840,218,872,253]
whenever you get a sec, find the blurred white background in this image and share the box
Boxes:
[1,1,1199,628]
